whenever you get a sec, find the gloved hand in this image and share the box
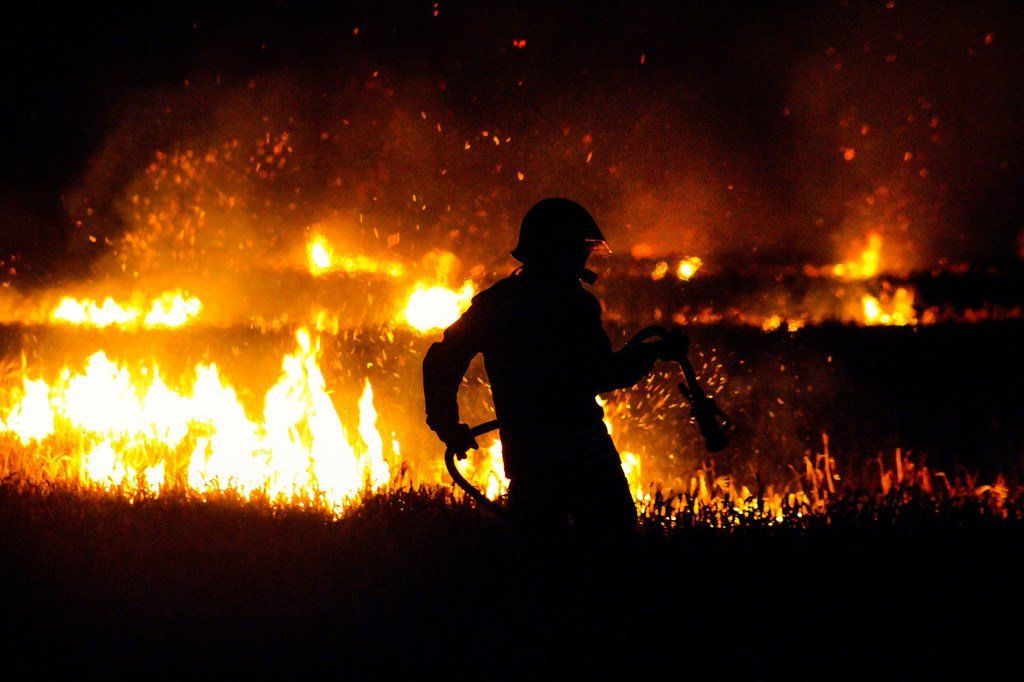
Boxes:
[657,327,690,360]
[642,329,690,362]
[437,422,479,460]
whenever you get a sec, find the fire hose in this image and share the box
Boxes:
[444,325,731,511]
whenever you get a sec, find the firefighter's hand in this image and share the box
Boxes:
[669,328,691,355]
[439,423,479,460]
[653,329,690,361]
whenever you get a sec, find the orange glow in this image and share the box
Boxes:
[305,234,405,278]
[761,315,806,333]
[676,256,702,280]
[452,437,510,501]
[652,256,701,281]
[631,243,655,259]
[832,233,883,280]
[49,290,203,329]
[861,287,916,326]
[402,281,475,333]
[307,235,334,275]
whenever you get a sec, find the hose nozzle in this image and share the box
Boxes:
[628,325,732,453]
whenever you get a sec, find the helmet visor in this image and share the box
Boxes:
[584,238,611,256]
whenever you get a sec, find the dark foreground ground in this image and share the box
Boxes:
[1,485,1022,678]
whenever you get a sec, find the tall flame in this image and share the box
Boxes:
[0,328,390,512]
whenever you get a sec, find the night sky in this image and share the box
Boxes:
[2,0,1022,281]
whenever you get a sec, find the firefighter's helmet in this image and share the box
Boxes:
[511,198,609,264]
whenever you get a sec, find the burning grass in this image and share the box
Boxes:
[0,317,1021,521]
[2,442,1019,530]
[638,449,1023,530]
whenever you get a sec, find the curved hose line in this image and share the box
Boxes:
[444,419,502,513]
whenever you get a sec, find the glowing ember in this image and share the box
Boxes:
[761,315,806,333]
[402,281,475,333]
[651,257,701,281]
[676,256,703,280]
[49,290,202,329]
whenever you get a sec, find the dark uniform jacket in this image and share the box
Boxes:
[422,270,656,478]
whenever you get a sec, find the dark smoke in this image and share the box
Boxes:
[2,0,1022,284]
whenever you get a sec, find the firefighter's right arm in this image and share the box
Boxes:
[578,293,677,394]
[422,303,485,455]
[597,327,689,393]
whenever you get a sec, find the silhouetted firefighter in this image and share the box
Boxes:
[422,198,687,540]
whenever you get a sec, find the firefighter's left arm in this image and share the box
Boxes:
[581,294,663,394]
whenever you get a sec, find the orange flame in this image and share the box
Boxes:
[0,328,391,512]
[676,256,703,281]
[861,287,916,326]
[49,290,202,329]
[306,234,404,278]
[832,233,883,280]
[402,281,475,333]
